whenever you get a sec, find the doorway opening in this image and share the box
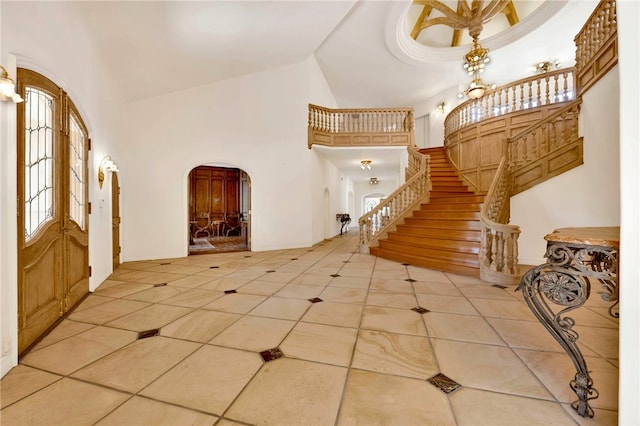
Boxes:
[187,165,251,255]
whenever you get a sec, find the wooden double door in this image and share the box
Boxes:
[16,69,90,354]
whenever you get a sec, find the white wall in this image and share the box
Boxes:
[122,57,337,260]
[510,68,620,265]
[617,1,640,423]
[354,179,399,217]
[414,85,461,148]
[0,2,123,375]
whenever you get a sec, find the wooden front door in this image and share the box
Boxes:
[17,69,90,354]
[112,172,121,269]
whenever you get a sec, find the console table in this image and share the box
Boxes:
[518,227,619,418]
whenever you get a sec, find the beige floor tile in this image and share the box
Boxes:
[117,261,159,271]
[136,272,188,285]
[336,265,373,279]
[216,419,246,426]
[202,293,267,314]
[289,273,333,286]
[161,309,241,342]
[92,282,155,298]
[122,285,187,303]
[255,271,298,283]
[236,279,287,296]
[407,266,451,282]
[0,365,61,409]
[160,288,224,308]
[416,294,480,315]
[468,297,536,320]
[224,269,268,280]
[412,280,463,296]
[279,322,358,366]
[225,358,347,426]
[106,303,192,332]
[576,326,619,359]
[328,276,371,289]
[320,286,368,304]
[488,318,577,352]
[450,388,575,426]
[456,283,521,301]
[71,336,200,393]
[72,294,114,312]
[139,345,262,415]
[166,274,216,288]
[28,319,95,351]
[425,312,505,345]
[68,299,150,325]
[199,277,253,291]
[360,306,427,336]
[368,278,414,294]
[113,269,157,281]
[515,349,619,410]
[20,326,137,375]
[337,369,455,425]
[0,378,129,426]
[351,330,438,379]
[248,296,311,320]
[95,395,217,426]
[209,315,295,351]
[274,283,325,299]
[371,269,410,280]
[366,292,418,309]
[430,338,554,400]
[301,301,363,328]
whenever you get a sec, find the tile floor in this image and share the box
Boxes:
[1,233,619,425]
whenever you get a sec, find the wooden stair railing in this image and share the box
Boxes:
[359,146,430,250]
[479,99,583,284]
[480,156,521,284]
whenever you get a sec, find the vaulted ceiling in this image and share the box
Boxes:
[68,0,598,183]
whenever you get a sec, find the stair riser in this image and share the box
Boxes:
[429,195,485,203]
[378,240,479,264]
[396,225,481,240]
[404,218,482,229]
[370,248,480,276]
[412,211,480,220]
[420,204,482,211]
[387,233,480,252]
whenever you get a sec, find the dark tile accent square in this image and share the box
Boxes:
[153,283,168,287]
[330,274,341,278]
[209,266,219,269]
[427,373,461,394]
[160,262,171,265]
[402,263,410,266]
[260,347,284,362]
[138,329,160,340]
[411,307,430,314]
[266,270,276,273]
[244,255,252,258]
[290,258,298,261]
[405,278,416,282]
[342,260,351,263]
[492,284,508,289]
[224,289,237,294]
[308,297,323,303]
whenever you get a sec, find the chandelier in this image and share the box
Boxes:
[459,38,496,99]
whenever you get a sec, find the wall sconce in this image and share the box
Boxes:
[0,65,24,103]
[436,102,445,113]
[98,155,119,189]
[360,160,372,170]
[534,59,561,74]
[369,177,379,185]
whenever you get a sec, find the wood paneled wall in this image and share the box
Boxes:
[189,166,240,221]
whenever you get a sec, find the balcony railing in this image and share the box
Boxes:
[445,68,576,136]
[308,104,414,148]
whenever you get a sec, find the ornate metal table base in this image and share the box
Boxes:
[517,227,619,418]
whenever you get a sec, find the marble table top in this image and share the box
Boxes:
[544,226,620,248]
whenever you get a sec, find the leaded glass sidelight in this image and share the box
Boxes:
[24,87,54,241]
[69,114,86,229]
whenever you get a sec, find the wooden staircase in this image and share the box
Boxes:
[370,147,483,276]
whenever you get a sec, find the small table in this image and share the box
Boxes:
[518,227,619,418]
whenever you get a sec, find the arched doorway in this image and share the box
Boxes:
[187,165,251,254]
